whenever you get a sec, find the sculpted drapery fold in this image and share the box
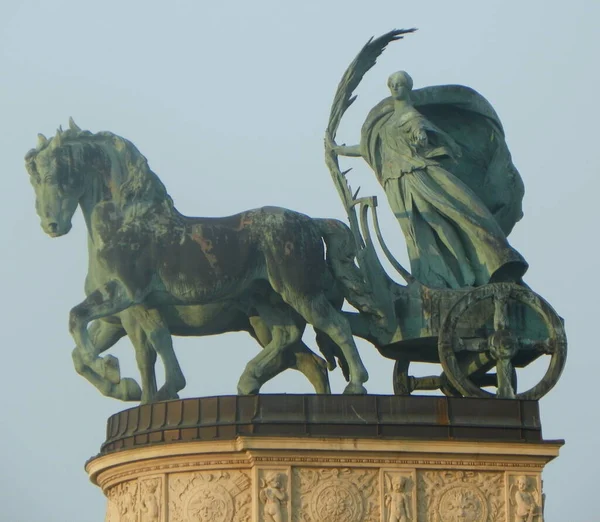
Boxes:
[343,72,528,289]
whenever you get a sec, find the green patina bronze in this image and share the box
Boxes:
[323,29,566,399]
[26,29,567,402]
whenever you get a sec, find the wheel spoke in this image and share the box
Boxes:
[519,338,554,354]
[496,359,516,398]
[438,282,567,400]
[454,337,487,353]
[492,286,510,331]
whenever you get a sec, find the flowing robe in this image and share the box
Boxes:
[360,104,527,288]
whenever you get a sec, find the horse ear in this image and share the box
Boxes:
[69,117,81,132]
[37,133,48,150]
[52,127,63,148]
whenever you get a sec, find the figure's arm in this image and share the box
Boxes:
[334,144,362,157]
[404,494,412,520]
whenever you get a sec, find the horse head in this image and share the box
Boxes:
[25,119,85,237]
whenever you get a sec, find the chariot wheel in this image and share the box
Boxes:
[438,283,566,399]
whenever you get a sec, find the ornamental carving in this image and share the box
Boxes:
[140,477,162,522]
[507,474,543,522]
[382,471,415,522]
[105,480,138,522]
[292,468,379,522]
[418,471,505,522]
[168,471,251,522]
[259,469,289,522]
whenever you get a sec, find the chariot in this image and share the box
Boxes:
[326,30,566,400]
[341,195,566,400]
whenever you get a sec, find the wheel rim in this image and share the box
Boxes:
[438,283,567,399]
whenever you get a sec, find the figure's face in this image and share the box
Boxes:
[26,141,82,237]
[517,477,528,491]
[387,72,411,100]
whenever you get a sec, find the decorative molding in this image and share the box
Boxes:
[98,455,544,491]
[93,438,556,521]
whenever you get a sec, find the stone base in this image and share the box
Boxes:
[86,395,562,521]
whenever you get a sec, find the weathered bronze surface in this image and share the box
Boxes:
[26,29,567,402]
[26,123,380,402]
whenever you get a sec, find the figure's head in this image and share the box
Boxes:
[392,477,407,492]
[25,120,85,237]
[266,472,282,489]
[516,476,529,491]
[387,71,413,101]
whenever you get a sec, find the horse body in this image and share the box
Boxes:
[94,203,332,307]
[26,123,372,400]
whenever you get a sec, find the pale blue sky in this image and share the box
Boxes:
[1,1,598,520]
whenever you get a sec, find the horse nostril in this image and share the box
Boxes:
[48,222,58,233]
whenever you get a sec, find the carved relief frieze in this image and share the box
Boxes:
[292,467,379,522]
[506,474,543,522]
[258,468,290,522]
[140,477,163,522]
[418,470,505,522]
[105,480,138,522]
[168,470,252,522]
[381,470,415,522]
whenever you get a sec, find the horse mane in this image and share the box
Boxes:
[100,132,175,216]
[33,124,176,219]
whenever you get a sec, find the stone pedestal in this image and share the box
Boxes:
[86,395,562,521]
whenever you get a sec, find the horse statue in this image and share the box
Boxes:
[26,119,384,401]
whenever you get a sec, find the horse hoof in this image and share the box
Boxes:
[154,386,180,402]
[117,378,142,402]
[103,355,121,384]
[237,375,261,395]
[343,383,368,395]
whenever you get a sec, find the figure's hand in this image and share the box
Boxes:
[332,143,350,155]
[413,130,428,146]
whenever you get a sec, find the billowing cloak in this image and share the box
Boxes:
[360,85,524,236]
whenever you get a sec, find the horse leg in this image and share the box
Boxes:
[71,319,144,401]
[238,304,302,395]
[127,306,186,402]
[69,280,142,400]
[248,315,330,394]
[315,329,350,381]
[284,293,369,394]
[120,308,160,404]
[285,343,331,394]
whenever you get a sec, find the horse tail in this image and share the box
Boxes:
[315,218,386,323]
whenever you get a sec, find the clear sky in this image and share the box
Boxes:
[1,1,598,520]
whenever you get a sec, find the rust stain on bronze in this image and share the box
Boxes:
[233,214,253,231]
[191,228,219,269]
